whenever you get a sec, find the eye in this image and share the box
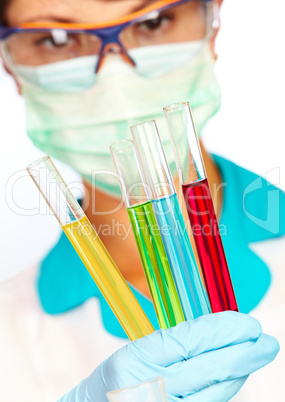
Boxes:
[35,31,75,49]
[135,13,173,32]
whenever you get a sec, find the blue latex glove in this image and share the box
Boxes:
[59,312,279,402]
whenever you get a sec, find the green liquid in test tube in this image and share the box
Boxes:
[111,140,185,329]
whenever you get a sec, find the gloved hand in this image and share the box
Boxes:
[59,312,279,402]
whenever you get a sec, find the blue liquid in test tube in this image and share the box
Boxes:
[152,193,209,318]
[131,120,211,319]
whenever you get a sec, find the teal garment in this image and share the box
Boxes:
[38,155,285,339]
[214,155,285,313]
[37,231,160,338]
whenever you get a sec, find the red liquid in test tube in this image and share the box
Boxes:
[164,101,238,313]
[182,178,238,312]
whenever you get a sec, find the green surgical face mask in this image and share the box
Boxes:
[11,41,222,196]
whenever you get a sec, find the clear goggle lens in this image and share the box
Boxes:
[3,1,214,68]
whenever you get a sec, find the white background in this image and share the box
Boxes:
[0,0,285,282]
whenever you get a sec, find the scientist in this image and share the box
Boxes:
[0,0,284,400]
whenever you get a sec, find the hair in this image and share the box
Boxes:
[0,0,9,25]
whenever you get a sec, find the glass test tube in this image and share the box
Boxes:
[131,121,211,320]
[26,156,154,341]
[110,140,184,329]
[164,102,238,313]
[107,377,168,402]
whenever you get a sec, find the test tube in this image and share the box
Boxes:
[110,140,184,329]
[107,377,168,402]
[26,155,154,341]
[131,121,211,320]
[164,101,238,313]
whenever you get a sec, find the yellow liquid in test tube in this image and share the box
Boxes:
[62,216,154,341]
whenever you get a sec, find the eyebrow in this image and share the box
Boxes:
[101,0,159,13]
[22,17,78,24]
[122,0,159,13]
[21,0,160,24]
[18,0,162,25]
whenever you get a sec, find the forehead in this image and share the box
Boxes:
[6,0,159,25]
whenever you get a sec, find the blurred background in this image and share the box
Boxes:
[1,0,285,283]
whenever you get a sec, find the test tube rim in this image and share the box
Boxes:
[163,101,190,114]
[130,119,156,131]
[110,139,134,154]
[26,155,51,171]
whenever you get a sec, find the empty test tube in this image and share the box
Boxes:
[111,140,184,329]
[164,101,238,313]
[107,377,168,402]
[26,155,154,340]
[131,121,211,320]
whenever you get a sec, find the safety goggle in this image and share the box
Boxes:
[0,0,216,73]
